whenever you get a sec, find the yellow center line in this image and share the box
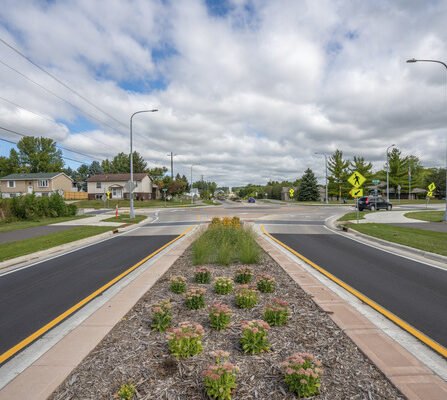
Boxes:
[260,224,447,358]
[0,227,191,365]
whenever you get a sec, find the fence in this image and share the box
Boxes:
[64,191,88,200]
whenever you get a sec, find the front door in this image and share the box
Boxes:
[28,185,33,194]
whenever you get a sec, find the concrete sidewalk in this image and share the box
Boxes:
[359,210,425,224]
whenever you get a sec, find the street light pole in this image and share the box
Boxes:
[129,109,158,218]
[386,144,395,203]
[315,152,329,204]
[190,164,194,204]
[406,58,447,222]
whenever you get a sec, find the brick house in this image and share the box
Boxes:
[0,172,75,198]
[86,173,159,200]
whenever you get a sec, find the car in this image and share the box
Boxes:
[248,197,256,203]
[357,196,392,211]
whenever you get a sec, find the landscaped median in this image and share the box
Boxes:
[50,217,402,399]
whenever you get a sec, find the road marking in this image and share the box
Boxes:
[260,224,447,358]
[0,226,193,365]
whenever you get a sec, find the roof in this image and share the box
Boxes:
[86,173,149,182]
[0,172,70,181]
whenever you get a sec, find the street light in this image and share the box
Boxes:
[386,144,395,203]
[190,164,199,204]
[406,58,447,222]
[314,152,329,204]
[129,109,158,218]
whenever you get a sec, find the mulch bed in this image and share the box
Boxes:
[50,248,405,400]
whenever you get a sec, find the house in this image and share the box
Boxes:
[0,172,75,198]
[86,173,159,200]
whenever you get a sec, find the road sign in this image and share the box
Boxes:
[289,188,295,198]
[428,182,436,192]
[348,171,366,188]
[106,191,111,199]
[427,191,434,198]
[372,179,380,185]
[349,187,363,198]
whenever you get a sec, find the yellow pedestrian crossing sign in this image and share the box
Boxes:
[349,187,363,198]
[428,182,436,192]
[348,171,366,188]
[106,191,111,199]
[289,188,295,198]
[427,191,434,197]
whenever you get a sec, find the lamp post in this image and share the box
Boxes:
[406,58,447,221]
[129,109,158,218]
[190,164,195,204]
[386,144,395,203]
[315,152,329,204]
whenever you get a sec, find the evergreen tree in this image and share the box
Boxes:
[298,168,320,201]
[328,149,350,201]
[350,156,373,178]
[88,161,103,176]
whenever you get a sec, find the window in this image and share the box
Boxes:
[39,180,49,188]
[7,180,15,188]
[96,182,102,189]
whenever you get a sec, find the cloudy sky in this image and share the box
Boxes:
[0,0,446,186]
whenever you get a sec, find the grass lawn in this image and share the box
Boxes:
[0,215,89,233]
[201,199,220,206]
[73,199,196,209]
[404,211,445,222]
[337,210,371,221]
[348,223,447,257]
[0,226,113,262]
[102,214,147,224]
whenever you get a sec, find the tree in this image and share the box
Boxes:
[101,159,112,173]
[17,136,64,172]
[387,148,410,199]
[350,156,373,179]
[424,168,446,199]
[298,168,320,201]
[88,161,103,176]
[328,149,350,201]
[101,151,147,174]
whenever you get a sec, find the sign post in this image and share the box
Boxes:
[162,188,168,208]
[289,188,295,200]
[426,182,436,208]
[348,171,366,224]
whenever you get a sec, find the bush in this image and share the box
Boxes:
[203,350,239,400]
[240,320,270,354]
[263,298,289,326]
[194,267,211,284]
[234,266,253,284]
[151,299,172,332]
[209,302,232,330]
[117,383,136,400]
[256,274,276,293]
[214,277,234,295]
[170,276,187,294]
[235,285,258,309]
[166,322,204,358]
[185,287,206,309]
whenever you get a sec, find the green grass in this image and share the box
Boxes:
[192,225,260,266]
[0,215,88,233]
[348,223,447,256]
[337,211,371,222]
[202,199,220,206]
[0,226,113,262]
[404,211,445,222]
[73,199,197,209]
[102,214,147,224]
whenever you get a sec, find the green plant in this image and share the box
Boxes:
[151,299,172,332]
[209,302,232,330]
[235,285,258,309]
[195,267,211,284]
[238,229,260,264]
[240,320,270,354]
[166,322,205,358]
[203,350,239,400]
[170,275,187,294]
[263,298,289,326]
[256,274,276,293]
[216,241,232,266]
[185,287,206,309]
[117,383,136,400]
[280,353,323,397]
[234,266,253,284]
[214,277,234,295]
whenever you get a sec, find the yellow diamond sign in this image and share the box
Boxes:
[427,191,434,197]
[348,171,366,188]
[349,187,363,198]
[428,182,436,192]
[289,188,295,198]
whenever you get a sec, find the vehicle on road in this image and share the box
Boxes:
[248,197,256,203]
[357,196,392,211]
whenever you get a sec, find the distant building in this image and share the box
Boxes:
[0,172,75,198]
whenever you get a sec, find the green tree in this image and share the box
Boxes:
[298,168,320,201]
[88,161,103,176]
[328,149,350,201]
[424,168,446,199]
[388,148,410,199]
[350,156,373,179]
[17,136,64,173]
[101,151,147,174]
[101,159,112,173]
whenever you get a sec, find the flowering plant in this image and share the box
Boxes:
[117,382,136,400]
[150,299,172,332]
[214,277,234,295]
[184,287,206,309]
[240,320,270,354]
[281,353,322,397]
[166,321,205,358]
[170,275,187,294]
[195,267,211,284]
[211,217,221,225]
[256,274,276,293]
[235,285,258,309]
[234,266,253,284]
[263,298,289,326]
[203,350,239,400]
[209,302,232,330]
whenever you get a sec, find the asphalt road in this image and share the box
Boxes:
[271,230,447,347]
[0,233,176,357]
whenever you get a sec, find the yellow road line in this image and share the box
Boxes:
[0,227,191,365]
[260,225,447,358]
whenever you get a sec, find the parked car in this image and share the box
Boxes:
[248,197,256,203]
[357,196,392,211]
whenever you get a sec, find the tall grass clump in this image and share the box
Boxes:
[192,218,261,266]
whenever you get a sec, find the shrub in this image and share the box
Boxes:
[214,277,234,295]
[166,322,204,358]
[195,267,211,284]
[234,266,253,284]
[170,275,187,294]
[117,383,136,400]
[231,216,241,228]
[185,287,206,309]
[151,299,172,332]
[280,353,323,398]
[211,217,221,225]
[209,302,232,330]
[235,285,258,309]
[263,298,289,326]
[256,274,276,293]
[240,320,270,354]
[203,350,239,400]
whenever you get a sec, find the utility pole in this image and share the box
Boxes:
[167,152,175,179]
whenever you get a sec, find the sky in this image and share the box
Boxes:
[0,0,446,187]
